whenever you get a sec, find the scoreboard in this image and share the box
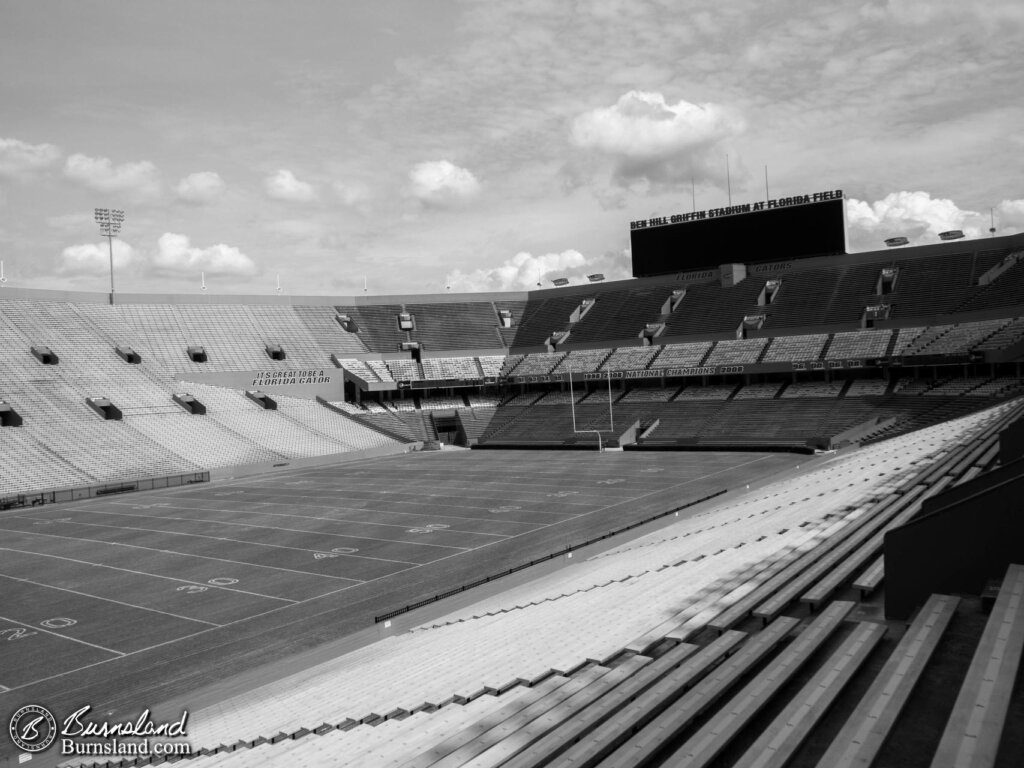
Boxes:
[630,192,847,278]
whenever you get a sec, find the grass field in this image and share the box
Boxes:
[0,447,806,755]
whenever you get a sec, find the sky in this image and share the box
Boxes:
[1,0,1022,296]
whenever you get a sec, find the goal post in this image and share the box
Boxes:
[568,366,615,451]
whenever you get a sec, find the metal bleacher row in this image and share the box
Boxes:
[81,398,1024,768]
[315,246,1024,353]
[465,376,1024,448]
[330,316,1024,386]
[0,300,402,498]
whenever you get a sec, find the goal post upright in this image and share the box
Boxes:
[568,363,615,452]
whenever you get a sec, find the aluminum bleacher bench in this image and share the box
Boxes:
[626,565,775,654]
[852,555,885,599]
[707,522,851,621]
[929,564,1024,768]
[396,674,570,768]
[417,662,618,768]
[659,601,858,768]
[498,641,706,768]
[753,486,929,623]
[543,630,750,768]
[800,467,966,611]
[451,653,652,768]
[553,619,797,768]
[732,620,887,768]
[706,488,912,633]
[815,593,960,768]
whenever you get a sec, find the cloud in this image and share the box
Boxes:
[860,0,1024,29]
[570,91,744,188]
[445,249,590,292]
[0,137,61,179]
[154,233,257,276]
[409,160,481,207]
[333,181,370,208]
[64,153,161,197]
[846,191,1024,249]
[264,169,317,202]
[46,212,95,233]
[996,199,1024,228]
[175,171,225,204]
[59,240,136,274]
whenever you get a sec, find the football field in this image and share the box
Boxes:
[0,448,805,735]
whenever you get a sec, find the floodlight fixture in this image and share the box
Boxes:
[551,277,570,286]
[884,236,909,247]
[938,230,964,241]
[587,273,605,282]
[94,208,125,303]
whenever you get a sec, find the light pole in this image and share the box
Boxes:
[94,208,124,304]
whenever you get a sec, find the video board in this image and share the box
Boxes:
[630,192,847,278]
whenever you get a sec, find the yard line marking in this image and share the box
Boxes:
[144,495,584,517]
[1,599,308,693]
[1,452,796,694]
[4,516,458,559]
[0,528,366,583]
[162,489,598,511]
[202,482,612,501]
[0,573,222,627]
[0,615,125,657]
[23,514,471,555]
[0,547,296,603]
[89,507,509,540]
[302,455,779,612]
[0,685,8,692]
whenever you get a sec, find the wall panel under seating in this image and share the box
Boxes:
[1000,416,1024,463]
[884,459,1024,619]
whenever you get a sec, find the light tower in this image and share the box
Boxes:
[94,208,124,304]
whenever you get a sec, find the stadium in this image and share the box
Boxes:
[3,3,1024,768]
[1,209,1024,768]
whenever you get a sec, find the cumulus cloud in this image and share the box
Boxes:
[0,137,61,179]
[175,171,225,204]
[409,160,481,207]
[59,240,136,274]
[46,212,95,233]
[860,0,1024,28]
[154,233,257,276]
[64,153,161,197]
[996,198,1024,228]
[846,191,1024,249]
[570,91,744,188]
[264,169,317,202]
[445,249,607,292]
[333,181,371,208]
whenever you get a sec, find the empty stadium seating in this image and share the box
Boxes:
[705,337,768,365]
[826,329,892,359]
[761,333,828,363]
[164,401,1021,766]
[420,357,482,380]
[650,341,713,368]
[404,302,503,350]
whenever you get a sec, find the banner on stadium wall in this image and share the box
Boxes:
[176,368,345,400]
[792,360,864,371]
[507,366,743,384]
[396,377,498,390]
